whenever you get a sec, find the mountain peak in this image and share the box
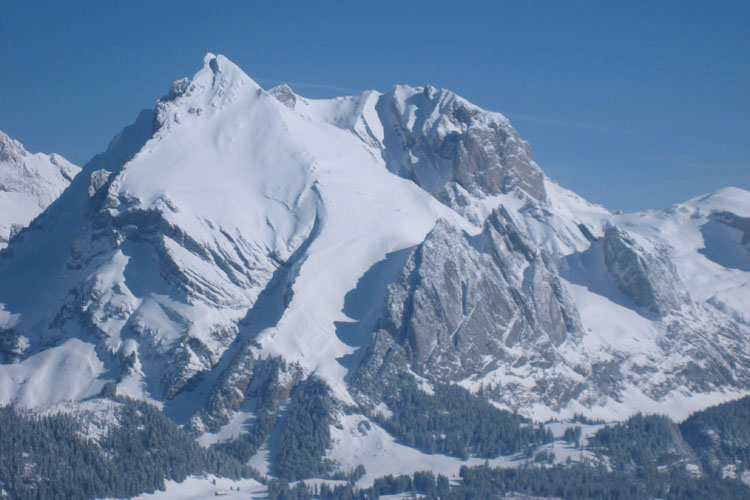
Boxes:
[0,130,26,163]
[684,186,750,219]
[268,84,297,109]
[202,51,217,67]
[201,53,229,75]
[0,130,80,247]
[192,53,259,93]
[1,56,748,445]
[157,54,263,116]
[150,54,268,139]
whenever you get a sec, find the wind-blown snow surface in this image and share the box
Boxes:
[0,54,749,454]
[0,131,80,249]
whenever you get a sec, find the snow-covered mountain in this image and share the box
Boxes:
[0,131,80,249]
[0,54,748,471]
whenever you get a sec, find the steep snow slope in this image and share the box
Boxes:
[615,187,750,324]
[0,54,748,437]
[288,87,749,421]
[0,131,80,248]
[0,54,468,411]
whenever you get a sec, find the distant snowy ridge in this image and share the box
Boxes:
[0,51,748,464]
[0,130,80,249]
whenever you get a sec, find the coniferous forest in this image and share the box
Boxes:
[0,396,257,499]
[1,391,749,499]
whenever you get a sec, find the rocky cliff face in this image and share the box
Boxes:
[374,209,580,381]
[352,190,750,414]
[0,55,748,442]
[375,86,547,204]
[601,226,690,317]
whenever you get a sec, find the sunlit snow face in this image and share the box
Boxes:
[0,54,748,430]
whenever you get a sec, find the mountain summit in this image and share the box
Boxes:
[0,131,80,249]
[0,54,749,477]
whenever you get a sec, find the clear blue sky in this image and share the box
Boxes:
[1,0,747,212]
